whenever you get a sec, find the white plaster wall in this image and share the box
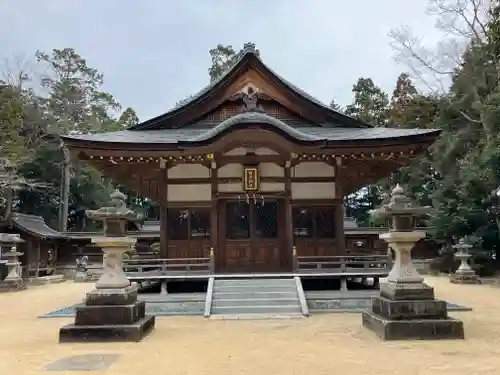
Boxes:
[218,164,241,178]
[168,184,211,201]
[168,164,209,178]
[218,183,242,193]
[260,182,285,192]
[260,163,283,177]
[293,162,335,178]
[291,182,336,199]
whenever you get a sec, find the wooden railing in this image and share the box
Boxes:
[123,257,212,274]
[26,262,54,277]
[294,253,390,275]
[123,247,215,276]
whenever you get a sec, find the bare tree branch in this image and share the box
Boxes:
[458,109,482,123]
[0,54,37,91]
[389,26,452,92]
[389,0,492,95]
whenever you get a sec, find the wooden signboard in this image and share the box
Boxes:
[243,167,259,191]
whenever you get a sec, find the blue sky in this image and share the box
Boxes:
[1,0,442,121]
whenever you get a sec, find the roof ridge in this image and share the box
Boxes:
[129,46,370,131]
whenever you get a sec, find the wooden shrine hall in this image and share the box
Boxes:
[62,44,440,275]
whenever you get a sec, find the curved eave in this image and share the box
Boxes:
[322,129,442,149]
[129,50,370,131]
[62,128,441,155]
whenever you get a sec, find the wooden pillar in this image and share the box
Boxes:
[24,237,32,278]
[284,162,294,269]
[36,239,41,277]
[53,242,59,273]
[159,166,169,258]
[335,157,346,255]
[210,160,218,260]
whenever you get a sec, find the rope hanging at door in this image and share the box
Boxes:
[237,193,265,206]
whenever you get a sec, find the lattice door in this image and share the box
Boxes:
[254,201,279,238]
[225,202,250,239]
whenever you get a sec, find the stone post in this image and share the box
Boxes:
[0,234,26,292]
[59,189,155,343]
[450,238,478,284]
[362,184,464,340]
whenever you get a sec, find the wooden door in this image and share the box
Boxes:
[218,199,287,273]
[219,201,252,273]
[252,200,285,272]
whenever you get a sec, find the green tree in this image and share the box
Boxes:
[329,99,343,112]
[0,71,50,221]
[386,0,500,267]
[9,48,134,231]
[208,42,259,82]
[342,78,389,225]
[344,78,389,126]
[118,107,139,128]
[36,48,122,135]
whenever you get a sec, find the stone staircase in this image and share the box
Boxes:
[208,277,308,319]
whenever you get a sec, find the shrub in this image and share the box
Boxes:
[429,254,459,274]
[429,252,499,277]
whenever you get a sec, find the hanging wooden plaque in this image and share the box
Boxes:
[243,167,259,191]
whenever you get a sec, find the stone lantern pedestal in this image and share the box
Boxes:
[59,190,155,343]
[0,234,26,292]
[362,185,464,340]
[450,238,478,284]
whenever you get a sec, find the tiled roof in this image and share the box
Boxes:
[64,112,440,145]
[130,46,367,130]
[12,213,66,239]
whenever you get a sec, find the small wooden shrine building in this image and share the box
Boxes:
[0,213,67,277]
[62,45,440,274]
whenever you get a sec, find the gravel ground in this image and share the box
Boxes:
[0,276,498,375]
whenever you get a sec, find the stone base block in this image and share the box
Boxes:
[380,282,435,301]
[371,296,447,320]
[59,315,155,343]
[28,275,65,286]
[75,300,146,326]
[362,310,464,340]
[450,273,478,284]
[74,273,91,283]
[85,285,137,306]
[0,278,26,292]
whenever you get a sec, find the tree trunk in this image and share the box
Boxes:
[2,170,15,223]
[58,146,71,232]
[4,187,13,221]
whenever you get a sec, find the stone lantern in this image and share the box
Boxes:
[59,189,155,342]
[450,237,478,284]
[0,233,26,292]
[362,184,464,340]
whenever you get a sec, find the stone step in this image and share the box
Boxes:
[211,305,302,315]
[215,278,295,287]
[212,298,300,308]
[213,285,296,293]
[209,278,303,317]
[210,313,305,320]
[213,291,298,299]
